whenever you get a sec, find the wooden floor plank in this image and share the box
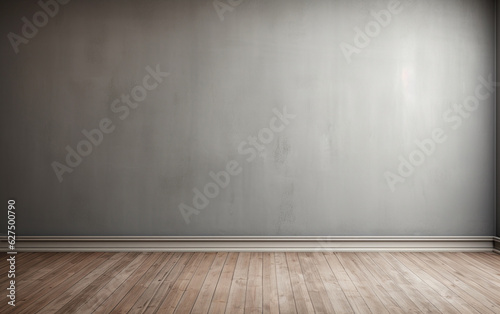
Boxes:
[53,252,140,314]
[297,252,335,313]
[14,252,89,295]
[470,252,500,269]
[342,253,404,314]
[12,252,105,313]
[245,252,263,314]
[17,252,81,287]
[456,253,500,282]
[191,252,228,314]
[355,252,421,313]
[79,252,160,313]
[17,253,117,314]
[436,253,500,291]
[3,251,500,313]
[152,252,205,313]
[284,252,314,314]
[342,253,401,314]
[310,252,354,314]
[368,252,442,313]
[262,252,280,314]
[137,252,198,313]
[417,252,499,313]
[207,252,239,314]
[274,252,297,314]
[322,252,371,313]
[412,252,498,314]
[0,252,55,285]
[425,253,500,308]
[38,252,132,313]
[0,253,60,288]
[0,253,37,281]
[394,252,480,314]
[225,252,251,314]
[379,252,459,313]
[336,252,391,314]
[127,252,186,314]
[109,252,175,313]
[172,253,217,314]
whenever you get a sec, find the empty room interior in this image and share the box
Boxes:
[1,0,500,312]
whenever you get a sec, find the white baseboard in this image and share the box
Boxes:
[494,237,500,254]
[1,236,495,252]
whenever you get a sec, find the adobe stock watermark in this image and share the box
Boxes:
[340,0,415,64]
[179,106,296,224]
[384,74,497,192]
[7,0,70,54]
[314,236,338,252]
[51,65,170,182]
[213,0,244,21]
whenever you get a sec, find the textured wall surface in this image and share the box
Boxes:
[0,0,495,236]
[497,0,499,238]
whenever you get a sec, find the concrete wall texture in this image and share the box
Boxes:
[0,0,496,236]
[497,0,499,238]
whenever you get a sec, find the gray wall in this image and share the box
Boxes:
[497,0,500,238]
[0,0,496,236]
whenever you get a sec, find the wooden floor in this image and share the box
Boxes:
[0,252,499,313]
